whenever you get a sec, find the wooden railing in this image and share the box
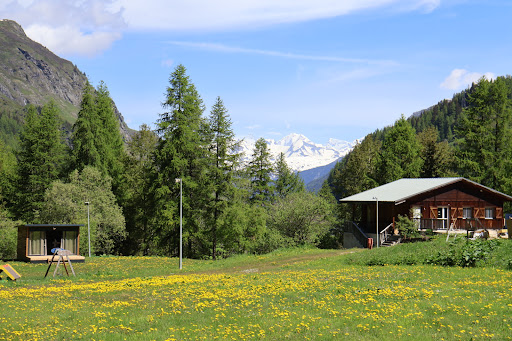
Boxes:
[343,221,371,248]
[416,218,496,230]
[379,223,394,245]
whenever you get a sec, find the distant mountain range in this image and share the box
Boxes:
[239,133,355,172]
[238,133,357,190]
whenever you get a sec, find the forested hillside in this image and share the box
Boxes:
[323,75,512,217]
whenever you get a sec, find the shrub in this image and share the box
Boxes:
[0,208,22,260]
[396,214,420,240]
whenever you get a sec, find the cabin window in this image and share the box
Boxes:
[462,208,473,219]
[29,230,45,255]
[485,207,495,219]
[62,230,78,254]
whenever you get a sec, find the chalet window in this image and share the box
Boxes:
[485,207,495,219]
[462,208,473,219]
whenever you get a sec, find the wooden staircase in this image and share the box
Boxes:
[380,234,402,247]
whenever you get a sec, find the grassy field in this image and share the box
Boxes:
[1,243,512,340]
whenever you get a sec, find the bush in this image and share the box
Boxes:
[396,214,420,240]
[0,208,22,260]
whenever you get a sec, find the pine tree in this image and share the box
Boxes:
[377,115,422,184]
[329,135,381,199]
[154,64,208,257]
[248,137,274,203]
[15,102,66,221]
[122,124,158,255]
[71,81,127,202]
[205,97,241,259]
[71,82,101,171]
[274,152,304,198]
[418,127,454,178]
[94,81,126,197]
[456,77,512,192]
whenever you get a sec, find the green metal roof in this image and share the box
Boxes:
[339,177,512,204]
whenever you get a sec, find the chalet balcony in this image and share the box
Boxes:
[415,218,504,231]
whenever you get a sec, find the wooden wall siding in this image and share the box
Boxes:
[16,226,28,261]
[404,187,505,229]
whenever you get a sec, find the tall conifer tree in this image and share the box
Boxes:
[122,124,158,255]
[71,81,126,200]
[154,64,208,257]
[377,115,422,184]
[248,138,274,203]
[456,77,512,192]
[71,82,101,171]
[205,97,241,259]
[15,102,66,221]
[274,152,304,199]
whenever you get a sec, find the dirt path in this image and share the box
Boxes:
[192,249,362,276]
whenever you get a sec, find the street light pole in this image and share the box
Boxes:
[373,197,379,248]
[85,202,91,257]
[175,178,182,270]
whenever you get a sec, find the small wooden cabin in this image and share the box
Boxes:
[340,178,512,248]
[17,224,86,263]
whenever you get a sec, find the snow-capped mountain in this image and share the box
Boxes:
[238,133,356,172]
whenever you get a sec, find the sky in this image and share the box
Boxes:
[1,0,511,144]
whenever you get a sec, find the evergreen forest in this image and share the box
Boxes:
[1,66,511,259]
[323,75,512,219]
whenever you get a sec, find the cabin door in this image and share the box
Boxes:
[437,207,449,229]
[46,229,63,255]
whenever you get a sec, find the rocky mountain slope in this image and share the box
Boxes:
[0,19,131,140]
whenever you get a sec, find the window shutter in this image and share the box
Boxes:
[430,207,437,219]
[496,207,503,219]
[474,208,484,219]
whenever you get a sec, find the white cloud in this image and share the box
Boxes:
[114,0,440,31]
[161,59,174,68]
[440,69,496,90]
[1,0,440,56]
[1,0,125,56]
[25,24,121,57]
[168,41,397,66]
[246,124,262,130]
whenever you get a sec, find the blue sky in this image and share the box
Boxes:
[2,0,511,144]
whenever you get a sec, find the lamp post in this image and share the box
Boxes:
[175,178,183,270]
[373,197,379,248]
[85,202,91,257]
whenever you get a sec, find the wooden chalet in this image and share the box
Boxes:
[17,224,86,263]
[339,178,512,248]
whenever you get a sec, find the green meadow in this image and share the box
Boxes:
[1,240,512,340]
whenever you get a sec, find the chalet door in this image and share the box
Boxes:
[437,207,449,229]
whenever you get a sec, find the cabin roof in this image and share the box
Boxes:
[339,177,512,204]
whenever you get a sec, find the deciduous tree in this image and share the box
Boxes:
[40,166,126,255]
